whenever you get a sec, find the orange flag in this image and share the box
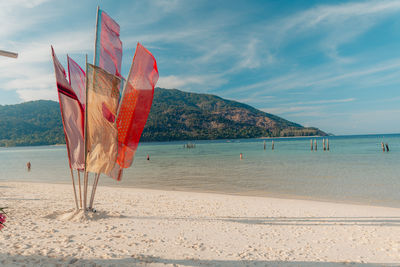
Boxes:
[85,63,121,175]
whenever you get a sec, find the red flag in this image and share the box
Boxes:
[114,43,158,176]
[51,47,85,170]
[94,8,122,76]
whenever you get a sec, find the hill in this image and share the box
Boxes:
[0,88,326,146]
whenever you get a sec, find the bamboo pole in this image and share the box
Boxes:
[272,140,274,150]
[83,172,88,210]
[323,138,326,151]
[93,6,100,66]
[88,173,96,210]
[314,139,317,151]
[327,139,329,151]
[310,139,313,151]
[263,140,266,150]
[89,173,100,210]
[69,169,79,210]
[77,170,82,208]
[83,54,89,211]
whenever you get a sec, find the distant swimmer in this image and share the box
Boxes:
[240,153,243,160]
[147,154,150,161]
[385,143,389,152]
[27,161,31,172]
[381,142,385,152]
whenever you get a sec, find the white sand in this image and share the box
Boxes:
[0,181,400,266]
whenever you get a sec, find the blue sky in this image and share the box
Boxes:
[1,0,400,135]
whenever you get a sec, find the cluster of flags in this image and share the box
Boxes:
[51,8,159,210]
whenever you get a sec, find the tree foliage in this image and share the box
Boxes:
[0,89,326,147]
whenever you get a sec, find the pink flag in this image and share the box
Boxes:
[112,43,158,180]
[94,8,122,76]
[67,56,86,110]
[51,46,85,170]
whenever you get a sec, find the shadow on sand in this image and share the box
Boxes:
[118,215,400,227]
[0,198,41,201]
[0,253,395,267]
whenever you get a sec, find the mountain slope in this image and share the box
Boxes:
[141,88,326,141]
[0,100,64,146]
[0,88,326,146]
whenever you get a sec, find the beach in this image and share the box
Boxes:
[0,181,399,266]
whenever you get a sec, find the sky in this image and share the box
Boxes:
[1,0,400,135]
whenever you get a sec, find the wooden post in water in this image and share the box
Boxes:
[264,140,266,150]
[327,139,329,151]
[381,142,385,152]
[314,139,317,151]
[310,139,313,151]
[323,139,326,151]
[272,140,274,150]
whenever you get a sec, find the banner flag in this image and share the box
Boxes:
[112,43,158,179]
[85,63,121,175]
[94,8,122,77]
[67,56,86,109]
[51,47,85,170]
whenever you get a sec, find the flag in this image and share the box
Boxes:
[113,43,158,179]
[94,8,122,76]
[67,56,86,110]
[85,63,121,175]
[51,47,85,170]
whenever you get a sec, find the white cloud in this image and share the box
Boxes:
[262,105,319,115]
[225,57,400,102]
[296,98,355,105]
[0,28,92,102]
[16,89,58,102]
[0,0,53,40]
[269,0,400,60]
[157,74,227,90]
[260,98,356,118]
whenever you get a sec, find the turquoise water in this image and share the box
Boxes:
[1,134,400,207]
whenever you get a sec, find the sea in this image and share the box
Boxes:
[1,134,400,208]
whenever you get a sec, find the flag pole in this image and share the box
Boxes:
[77,170,82,208]
[88,173,97,209]
[94,6,100,65]
[84,53,89,211]
[89,173,100,210]
[69,169,79,210]
[88,173,96,209]
[86,5,100,211]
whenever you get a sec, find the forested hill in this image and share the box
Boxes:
[0,88,326,146]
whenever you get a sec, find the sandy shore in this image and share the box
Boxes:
[0,181,399,266]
